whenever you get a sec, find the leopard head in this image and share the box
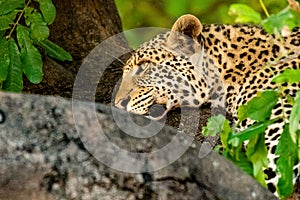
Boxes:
[115,14,212,118]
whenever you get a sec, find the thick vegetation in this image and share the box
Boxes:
[0,0,72,92]
[203,71,300,198]
[117,0,300,198]
[202,1,300,198]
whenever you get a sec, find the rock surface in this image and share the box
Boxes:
[0,92,277,200]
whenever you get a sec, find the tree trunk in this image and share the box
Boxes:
[23,0,128,100]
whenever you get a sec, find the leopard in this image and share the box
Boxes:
[114,14,300,196]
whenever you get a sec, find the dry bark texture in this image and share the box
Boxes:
[23,0,127,100]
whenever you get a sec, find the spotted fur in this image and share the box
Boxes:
[115,14,300,195]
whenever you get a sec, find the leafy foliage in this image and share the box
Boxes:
[0,0,72,92]
[262,8,299,34]
[276,125,298,197]
[228,0,300,35]
[37,0,56,24]
[17,25,42,84]
[228,4,262,24]
[204,43,300,199]
[0,39,10,81]
[245,133,268,188]
[0,10,19,30]
[289,91,300,143]
[229,119,277,145]
[272,69,300,83]
[38,39,73,62]
[203,78,300,197]
[238,91,278,122]
[202,2,300,198]
[116,0,290,30]
[202,114,226,137]
[4,38,23,92]
[203,93,278,188]
[116,0,300,198]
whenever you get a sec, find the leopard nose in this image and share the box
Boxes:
[116,97,130,110]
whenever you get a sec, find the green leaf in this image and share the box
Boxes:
[38,39,72,61]
[0,0,24,15]
[276,124,297,198]
[0,10,19,30]
[24,6,34,26]
[203,115,232,151]
[220,119,231,150]
[0,38,10,81]
[3,38,23,92]
[202,114,226,136]
[204,115,254,178]
[25,10,49,41]
[223,147,254,176]
[289,91,300,143]
[262,9,297,34]
[0,30,5,39]
[37,0,56,24]
[229,119,276,145]
[272,69,300,84]
[233,153,253,176]
[238,91,278,122]
[21,41,43,83]
[16,24,29,48]
[17,25,43,84]
[228,4,262,24]
[246,133,268,188]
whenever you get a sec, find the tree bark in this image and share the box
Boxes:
[23,0,128,99]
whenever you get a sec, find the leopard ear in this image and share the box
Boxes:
[170,14,202,38]
[166,14,202,54]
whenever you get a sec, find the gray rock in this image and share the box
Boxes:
[0,92,277,200]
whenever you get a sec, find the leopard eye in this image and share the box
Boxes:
[135,65,144,75]
[134,61,150,75]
